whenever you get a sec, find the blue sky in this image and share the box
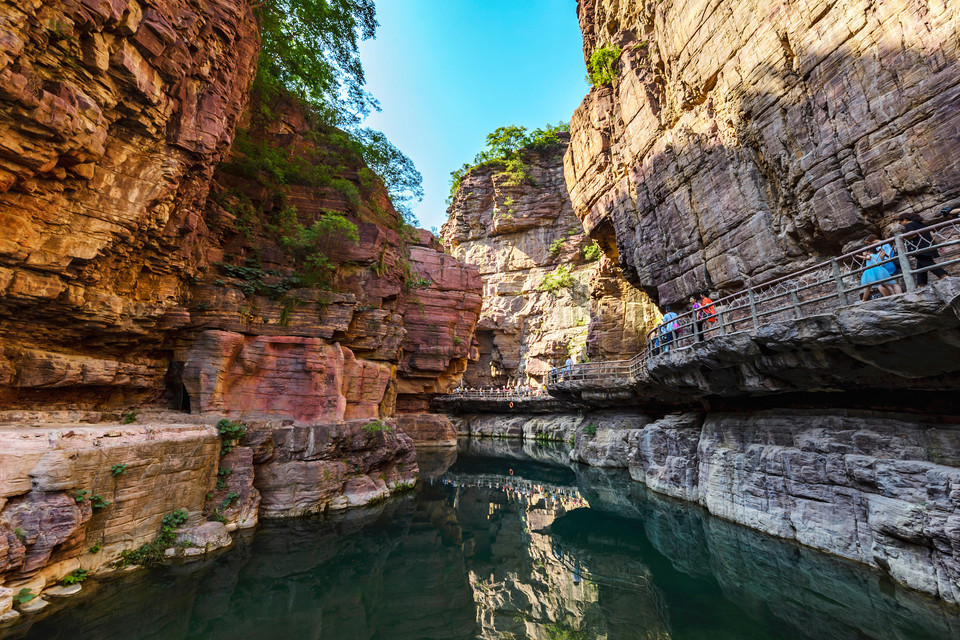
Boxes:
[358,0,587,231]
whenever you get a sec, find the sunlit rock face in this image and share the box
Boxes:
[0,2,482,418]
[0,414,417,596]
[0,419,221,594]
[0,0,259,407]
[567,0,960,305]
[441,136,658,385]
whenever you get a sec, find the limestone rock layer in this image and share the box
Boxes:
[441,137,658,385]
[566,0,960,305]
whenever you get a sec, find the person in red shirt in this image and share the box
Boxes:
[688,291,717,342]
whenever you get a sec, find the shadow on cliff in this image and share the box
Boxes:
[574,28,960,307]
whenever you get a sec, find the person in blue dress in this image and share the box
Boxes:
[859,234,902,301]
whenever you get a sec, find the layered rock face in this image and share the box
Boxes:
[575,466,960,640]
[567,409,960,605]
[441,137,658,386]
[0,0,259,407]
[566,0,960,305]
[0,3,481,419]
[458,407,960,603]
[0,2,479,608]
[0,413,416,606]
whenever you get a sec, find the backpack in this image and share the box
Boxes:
[882,244,900,275]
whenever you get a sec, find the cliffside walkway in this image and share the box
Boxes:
[547,217,960,388]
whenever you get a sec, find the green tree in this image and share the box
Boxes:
[254,0,378,127]
[251,0,423,223]
[485,126,529,158]
[447,121,569,204]
[587,45,622,87]
[354,128,423,225]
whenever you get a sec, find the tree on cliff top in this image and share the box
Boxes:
[447,122,569,205]
[252,0,422,223]
[254,0,378,127]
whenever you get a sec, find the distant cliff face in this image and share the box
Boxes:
[441,136,658,386]
[566,0,960,305]
[0,0,481,418]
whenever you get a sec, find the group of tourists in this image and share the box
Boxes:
[452,384,546,397]
[652,292,717,354]
[651,209,956,354]
[858,212,952,301]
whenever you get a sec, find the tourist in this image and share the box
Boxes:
[899,213,948,286]
[659,305,679,353]
[869,234,902,295]
[859,235,900,301]
[689,292,716,342]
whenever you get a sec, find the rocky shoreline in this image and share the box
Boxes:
[453,408,960,604]
[0,412,418,623]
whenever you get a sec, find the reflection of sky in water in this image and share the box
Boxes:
[6,444,960,640]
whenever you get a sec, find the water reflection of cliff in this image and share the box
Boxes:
[7,442,960,640]
[574,465,960,640]
[5,494,478,640]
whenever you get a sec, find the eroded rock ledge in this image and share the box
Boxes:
[550,278,960,408]
[456,408,960,604]
[0,413,416,618]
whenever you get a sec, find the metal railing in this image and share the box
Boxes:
[548,217,960,388]
[443,388,549,400]
[546,359,633,385]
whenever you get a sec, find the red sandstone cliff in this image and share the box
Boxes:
[566,0,960,306]
[0,0,258,408]
[0,0,481,421]
[177,98,481,423]
[0,0,481,606]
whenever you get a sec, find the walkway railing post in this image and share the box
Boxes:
[894,233,916,292]
[747,287,759,330]
[790,289,801,319]
[830,258,847,305]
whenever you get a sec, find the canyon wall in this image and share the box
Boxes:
[0,0,481,619]
[441,136,658,386]
[0,0,259,408]
[456,408,960,605]
[0,1,481,420]
[566,0,960,305]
